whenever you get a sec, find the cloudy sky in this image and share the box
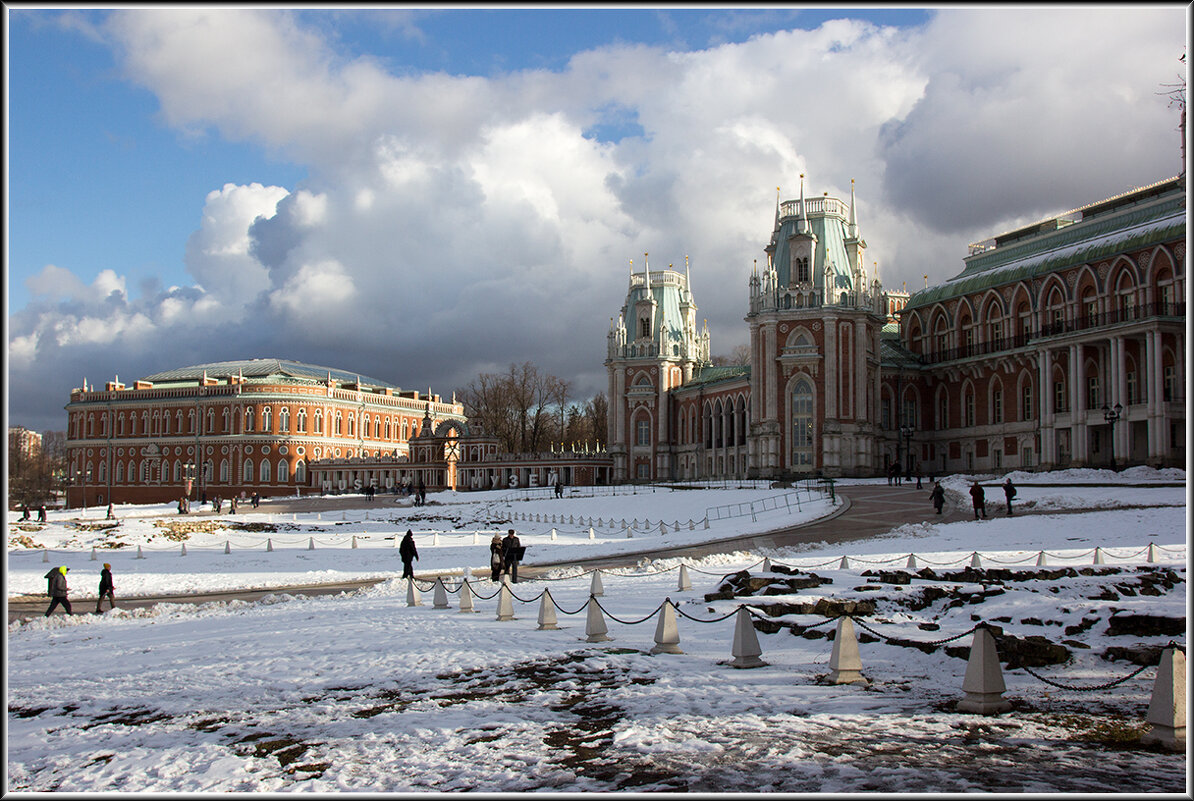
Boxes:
[7,6,1187,434]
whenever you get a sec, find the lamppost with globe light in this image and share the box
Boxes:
[1102,403,1123,470]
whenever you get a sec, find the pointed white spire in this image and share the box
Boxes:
[685,254,691,296]
[797,174,808,234]
[774,185,781,229]
[848,178,859,240]
[644,252,650,291]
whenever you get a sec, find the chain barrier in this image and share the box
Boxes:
[591,596,666,626]
[551,596,591,616]
[848,616,982,647]
[506,586,547,604]
[673,604,742,624]
[1019,662,1152,691]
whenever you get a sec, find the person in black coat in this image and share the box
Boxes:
[489,533,505,582]
[399,530,419,579]
[502,529,523,583]
[969,482,986,519]
[930,481,945,515]
[44,566,72,616]
[96,563,116,613]
[1002,478,1017,516]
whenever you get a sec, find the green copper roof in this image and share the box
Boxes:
[905,179,1185,311]
[686,364,751,388]
[770,196,859,292]
[140,358,399,390]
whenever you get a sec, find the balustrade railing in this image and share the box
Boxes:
[919,302,1184,365]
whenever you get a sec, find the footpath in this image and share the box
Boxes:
[0,483,1106,623]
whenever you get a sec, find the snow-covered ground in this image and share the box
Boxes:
[6,468,1188,792]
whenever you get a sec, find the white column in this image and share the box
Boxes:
[825,319,838,419]
[1073,344,1087,463]
[1038,349,1054,466]
[1115,335,1129,461]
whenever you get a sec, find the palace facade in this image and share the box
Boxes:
[62,359,466,506]
[607,175,1185,480]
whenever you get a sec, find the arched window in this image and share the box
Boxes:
[964,386,975,427]
[385,418,392,439]
[176,410,183,434]
[314,410,323,435]
[139,460,149,483]
[244,459,254,483]
[348,414,355,437]
[279,408,290,433]
[277,460,289,483]
[297,409,307,433]
[1021,378,1034,422]
[97,462,107,483]
[295,460,307,484]
[142,411,150,435]
[115,461,124,484]
[222,407,231,433]
[220,459,230,482]
[992,387,1003,424]
[937,388,949,429]
[174,460,182,482]
[260,459,272,482]
[262,407,272,433]
[791,378,814,468]
[87,415,95,437]
[401,419,409,440]
[335,412,343,436]
[206,409,214,434]
[245,408,255,432]
[1116,271,1136,319]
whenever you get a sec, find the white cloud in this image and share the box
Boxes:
[185,182,290,301]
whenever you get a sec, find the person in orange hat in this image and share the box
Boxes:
[96,563,116,613]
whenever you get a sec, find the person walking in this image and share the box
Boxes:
[229,496,238,515]
[37,505,47,523]
[930,481,946,515]
[96,563,116,613]
[489,533,505,581]
[969,482,986,520]
[1002,478,1017,516]
[106,502,115,520]
[399,530,419,579]
[502,529,523,584]
[44,566,72,616]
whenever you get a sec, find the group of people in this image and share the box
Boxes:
[19,505,47,523]
[43,563,116,616]
[409,481,428,507]
[928,478,1017,519]
[490,530,524,583]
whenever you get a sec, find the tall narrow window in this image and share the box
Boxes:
[1022,383,1033,421]
[636,419,650,446]
[1127,371,1138,405]
[791,378,814,467]
[1054,380,1066,413]
[297,409,307,433]
[262,407,272,432]
[277,460,289,483]
[244,459,254,483]
[992,389,1003,424]
[1163,365,1175,401]
[315,411,323,434]
[245,408,255,432]
[260,459,271,482]
[295,460,307,484]
[1087,375,1100,410]
[279,408,290,432]
[220,460,230,482]
[964,391,975,427]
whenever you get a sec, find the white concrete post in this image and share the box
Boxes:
[585,597,613,642]
[224,541,231,554]
[1093,547,1105,565]
[588,527,595,540]
[266,539,273,552]
[650,600,683,654]
[536,588,560,630]
[551,528,558,541]
[762,557,772,572]
[957,626,1011,714]
[970,552,982,568]
[906,554,918,569]
[458,579,477,613]
[433,532,440,547]
[42,550,49,563]
[1142,646,1186,750]
[308,537,315,550]
[432,578,450,609]
[1036,551,1047,566]
[136,545,145,560]
[688,519,695,531]
[406,577,423,607]
[1147,543,1158,563]
[590,570,605,597]
[659,521,667,536]
[839,555,850,569]
[673,520,680,532]
[730,607,766,668]
[90,547,97,561]
[703,517,710,530]
[626,527,633,539]
[351,535,358,549]
[473,532,479,546]
[495,584,515,620]
[620,519,627,529]
[678,564,692,591]
[827,617,869,685]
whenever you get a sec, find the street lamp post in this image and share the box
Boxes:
[900,424,915,480]
[1102,403,1123,470]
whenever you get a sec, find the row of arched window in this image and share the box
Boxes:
[71,403,426,442]
[905,254,1181,360]
[82,458,310,485]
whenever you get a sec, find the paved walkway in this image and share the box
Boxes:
[0,483,1037,623]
